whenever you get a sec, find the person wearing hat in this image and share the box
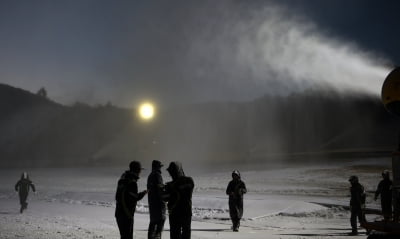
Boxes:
[147,160,167,239]
[226,170,247,232]
[164,162,194,239]
[374,170,393,221]
[115,161,147,239]
[348,175,366,236]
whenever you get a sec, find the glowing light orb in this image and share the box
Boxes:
[138,102,155,120]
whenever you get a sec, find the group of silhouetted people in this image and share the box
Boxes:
[115,160,196,239]
[114,160,246,239]
[16,165,399,238]
[348,170,394,236]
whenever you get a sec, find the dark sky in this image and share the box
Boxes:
[0,0,399,107]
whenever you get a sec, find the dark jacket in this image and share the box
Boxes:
[165,162,194,217]
[115,171,146,218]
[350,182,366,207]
[226,179,247,201]
[147,168,166,221]
[375,178,392,202]
[15,173,36,195]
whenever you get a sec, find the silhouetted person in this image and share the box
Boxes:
[147,160,166,239]
[226,170,247,232]
[348,175,366,236]
[164,162,194,239]
[115,161,147,239]
[374,170,393,221]
[15,172,36,213]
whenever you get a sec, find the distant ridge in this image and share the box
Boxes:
[0,83,61,119]
[0,83,398,168]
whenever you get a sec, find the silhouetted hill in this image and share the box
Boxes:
[0,83,398,168]
[0,84,135,167]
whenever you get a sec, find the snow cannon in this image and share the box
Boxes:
[361,67,400,237]
[382,67,400,116]
[382,67,400,223]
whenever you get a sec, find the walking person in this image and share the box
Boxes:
[348,175,366,236]
[147,160,166,239]
[15,172,36,213]
[115,161,147,239]
[226,170,247,232]
[164,162,194,239]
[374,170,393,221]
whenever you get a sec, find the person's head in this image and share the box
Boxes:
[129,161,143,175]
[21,172,28,180]
[232,170,240,180]
[348,175,358,184]
[382,170,390,179]
[152,160,163,171]
[166,161,184,180]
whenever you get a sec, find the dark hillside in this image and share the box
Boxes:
[0,83,398,168]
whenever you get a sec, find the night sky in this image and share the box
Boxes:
[0,0,399,107]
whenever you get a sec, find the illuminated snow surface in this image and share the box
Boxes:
[0,158,390,238]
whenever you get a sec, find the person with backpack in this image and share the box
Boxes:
[348,175,366,236]
[374,170,393,221]
[15,172,36,213]
[115,161,147,239]
[226,170,247,232]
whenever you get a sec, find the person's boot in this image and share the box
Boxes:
[348,229,358,236]
[233,220,239,232]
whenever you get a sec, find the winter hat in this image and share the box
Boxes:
[129,161,144,172]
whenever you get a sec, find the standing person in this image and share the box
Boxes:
[226,170,247,232]
[147,160,166,239]
[348,175,366,236]
[164,162,194,239]
[115,161,147,239]
[15,172,36,213]
[374,170,393,221]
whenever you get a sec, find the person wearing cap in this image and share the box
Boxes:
[226,170,247,232]
[164,162,194,239]
[348,175,366,236]
[374,170,393,221]
[15,172,36,213]
[147,160,167,239]
[115,161,147,239]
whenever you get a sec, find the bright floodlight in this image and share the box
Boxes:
[138,102,155,120]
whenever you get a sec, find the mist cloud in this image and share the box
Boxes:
[0,1,392,106]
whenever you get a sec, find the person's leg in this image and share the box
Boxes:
[19,193,28,213]
[155,218,166,239]
[116,216,133,239]
[169,215,181,239]
[350,208,358,234]
[148,221,156,239]
[181,215,191,239]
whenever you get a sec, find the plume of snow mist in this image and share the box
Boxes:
[186,3,391,99]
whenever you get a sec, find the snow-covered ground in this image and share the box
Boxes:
[0,158,392,238]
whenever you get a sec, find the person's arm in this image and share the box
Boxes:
[128,182,147,201]
[240,181,247,195]
[226,181,233,195]
[15,181,20,192]
[374,181,382,200]
[30,181,36,192]
[155,173,165,199]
